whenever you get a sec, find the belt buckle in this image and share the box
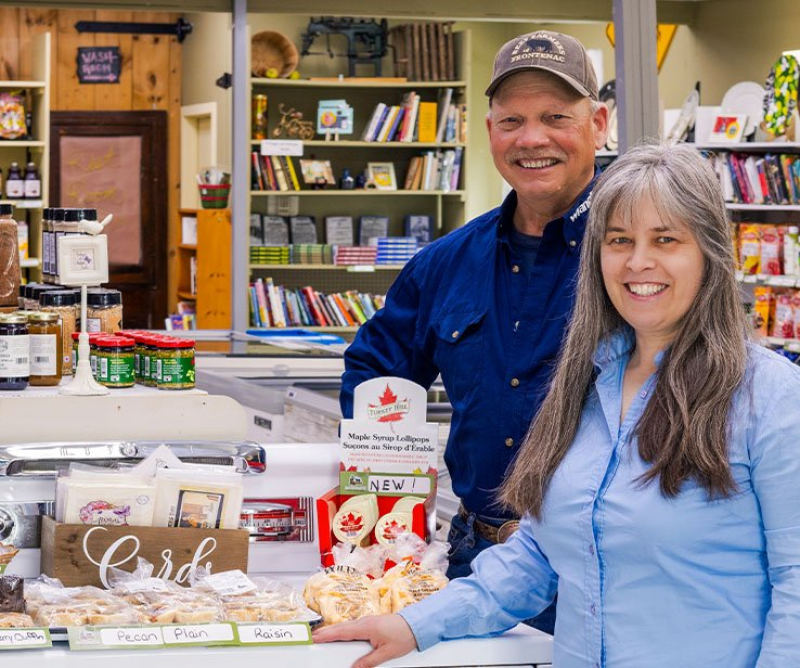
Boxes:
[497,520,520,544]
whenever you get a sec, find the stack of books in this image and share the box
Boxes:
[375,237,418,265]
[334,246,379,266]
[361,88,466,144]
[251,153,302,191]
[250,246,291,265]
[404,147,463,191]
[249,278,386,329]
[389,22,456,82]
[291,244,335,265]
[707,151,800,204]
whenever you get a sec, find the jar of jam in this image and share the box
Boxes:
[157,338,196,390]
[95,336,135,388]
[26,311,62,386]
[0,313,29,390]
[40,289,80,376]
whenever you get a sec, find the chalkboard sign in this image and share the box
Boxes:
[77,47,121,84]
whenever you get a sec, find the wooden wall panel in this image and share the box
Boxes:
[93,10,134,110]
[56,10,95,111]
[18,8,58,101]
[167,27,182,311]
[131,12,170,110]
[0,7,19,81]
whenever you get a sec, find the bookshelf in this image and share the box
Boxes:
[0,33,50,282]
[246,29,471,331]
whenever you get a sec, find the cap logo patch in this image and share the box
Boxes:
[510,33,566,65]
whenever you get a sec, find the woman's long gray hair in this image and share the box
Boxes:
[501,141,749,519]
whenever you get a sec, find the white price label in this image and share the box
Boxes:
[0,628,51,649]
[162,624,234,645]
[99,627,164,646]
[0,334,29,377]
[260,139,304,156]
[30,334,57,375]
[203,569,257,596]
[121,578,169,594]
[237,623,311,645]
[347,265,377,273]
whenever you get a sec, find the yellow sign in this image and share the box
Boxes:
[606,23,678,72]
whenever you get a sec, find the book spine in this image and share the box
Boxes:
[333,293,357,326]
[302,286,326,326]
[285,156,301,191]
[249,286,261,328]
[266,277,286,327]
[255,278,270,327]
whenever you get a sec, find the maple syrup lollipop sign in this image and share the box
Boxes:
[340,377,438,498]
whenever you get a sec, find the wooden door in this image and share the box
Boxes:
[50,111,167,328]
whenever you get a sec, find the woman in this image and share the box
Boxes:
[314,142,800,667]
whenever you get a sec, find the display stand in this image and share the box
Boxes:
[56,221,111,397]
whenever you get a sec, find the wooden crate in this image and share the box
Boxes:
[40,516,249,589]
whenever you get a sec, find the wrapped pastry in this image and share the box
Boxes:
[303,566,380,625]
[0,612,34,628]
[372,562,448,614]
[26,577,138,628]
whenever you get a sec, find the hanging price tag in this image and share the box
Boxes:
[0,628,51,650]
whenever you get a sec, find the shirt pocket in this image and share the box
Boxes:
[432,309,487,402]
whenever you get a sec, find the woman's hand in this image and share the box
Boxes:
[312,614,418,668]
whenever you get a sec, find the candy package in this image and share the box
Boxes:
[0,91,27,140]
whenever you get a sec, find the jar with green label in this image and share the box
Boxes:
[88,333,104,379]
[157,338,195,390]
[95,336,135,388]
[115,331,144,380]
[140,334,161,387]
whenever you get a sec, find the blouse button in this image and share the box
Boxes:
[511,264,520,273]
[569,240,577,247]
[510,378,520,388]
[451,330,459,339]
[504,437,514,448]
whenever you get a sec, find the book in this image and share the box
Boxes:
[436,23,447,83]
[265,277,286,328]
[435,88,454,143]
[289,216,318,244]
[271,155,289,191]
[333,294,357,326]
[361,103,388,141]
[405,215,432,244]
[417,102,438,142]
[284,156,301,190]
[249,214,263,245]
[377,106,401,142]
[254,278,270,327]
[427,23,439,81]
[420,23,430,81]
[412,24,422,83]
[302,286,328,326]
[386,107,405,142]
[445,22,455,81]
[358,216,390,245]
[450,146,464,191]
[438,149,456,192]
[262,215,289,245]
[251,152,264,191]
[325,216,355,245]
[404,156,423,190]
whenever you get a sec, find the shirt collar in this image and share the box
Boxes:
[496,165,601,253]
[592,327,668,372]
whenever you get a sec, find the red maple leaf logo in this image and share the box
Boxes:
[339,512,364,535]
[369,384,408,423]
[382,519,406,540]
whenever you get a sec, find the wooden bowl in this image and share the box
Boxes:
[251,31,299,78]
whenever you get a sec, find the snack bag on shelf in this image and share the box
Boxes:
[0,91,27,140]
[772,291,795,338]
[753,287,774,338]
[303,565,380,626]
[193,568,318,623]
[791,291,800,339]
[25,576,139,627]
[108,559,222,624]
[739,224,761,274]
[760,225,783,275]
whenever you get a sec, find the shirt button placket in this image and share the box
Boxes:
[511,264,520,274]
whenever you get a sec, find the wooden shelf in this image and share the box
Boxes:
[0,140,46,149]
[0,80,46,89]
[177,290,196,300]
[727,203,800,211]
[178,244,197,251]
[251,190,464,197]
[0,199,42,209]
[252,78,467,89]
[250,263,405,271]
[695,142,800,151]
[250,140,465,149]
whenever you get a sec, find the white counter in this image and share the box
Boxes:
[0,624,552,667]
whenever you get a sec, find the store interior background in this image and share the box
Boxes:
[0,0,797,325]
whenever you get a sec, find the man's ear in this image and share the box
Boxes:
[593,102,609,150]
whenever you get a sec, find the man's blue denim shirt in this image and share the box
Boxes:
[341,175,597,519]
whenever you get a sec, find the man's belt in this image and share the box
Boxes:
[458,505,520,544]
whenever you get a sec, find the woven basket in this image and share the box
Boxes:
[251,31,299,78]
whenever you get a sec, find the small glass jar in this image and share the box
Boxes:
[157,338,195,390]
[24,283,60,311]
[0,313,29,390]
[40,289,80,376]
[115,331,144,380]
[71,331,80,374]
[26,311,62,386]
[87,288,123,334]
[95,336,135,388]
[88,333,104,380]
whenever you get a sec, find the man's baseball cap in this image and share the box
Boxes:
[485,30,599,101]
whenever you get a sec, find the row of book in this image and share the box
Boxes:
[389,22,456,82]
[249,278,386,329]
[404,148,463,191]
[707,151,800,205]
[165,301,197,331]
[250,214,433,246]
[361,88,465,144]
[251,153,301,192]
[249,240,420,266]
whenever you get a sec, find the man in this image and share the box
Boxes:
[339,30,608,635]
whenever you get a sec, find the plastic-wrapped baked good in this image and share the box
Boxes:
[0,575,24,613]
[375,562,448,613]
[25,577,139,628]
[303,565,379,626]
[0,612,34,628]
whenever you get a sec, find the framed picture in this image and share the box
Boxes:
[367,162,397,191]
[299,159,335,186]
[708,114,748,143]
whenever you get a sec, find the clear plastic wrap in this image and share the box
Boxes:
[25,576,140,627]
[0,612,34,628]
[303,565,381,626]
